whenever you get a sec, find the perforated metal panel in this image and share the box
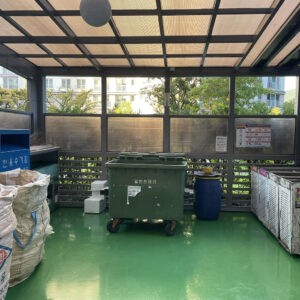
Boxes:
[279,185,292,251]
[257,170,268,225]
[251,169,259,214]
[267,176,279,237]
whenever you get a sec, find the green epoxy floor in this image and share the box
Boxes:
[6,208,300,300]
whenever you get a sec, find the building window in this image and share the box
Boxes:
[61,79,71,89]
[76,79,86,89]
[94,79,100,91]
[116,79,126,91]
[46,78,53,90]
[3,77,18,89]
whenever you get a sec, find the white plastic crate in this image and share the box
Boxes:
[257,168,269,226]
[266,172,279,238]
[278,176,300,254]
[84,195,106,214]
[251,166,259,215]
[91,180,107,191]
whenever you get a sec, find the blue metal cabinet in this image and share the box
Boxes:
[0,129,30,172]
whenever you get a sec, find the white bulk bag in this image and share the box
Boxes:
[0,185,17,299]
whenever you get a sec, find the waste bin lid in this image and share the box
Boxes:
[117,152,186,162]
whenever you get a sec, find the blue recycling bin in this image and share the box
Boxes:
[0,129,30,172]
[194,176,221,220]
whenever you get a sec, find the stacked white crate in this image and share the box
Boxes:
[250,166,259,215]
[278,176,300,254]
[266,172,280,238]
[251,166,300,255]
[257,168,269,226]
[84,180,107,213]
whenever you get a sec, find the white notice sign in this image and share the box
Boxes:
[127,185,141,205]
[236,124,271,148]
[216,136,227,152]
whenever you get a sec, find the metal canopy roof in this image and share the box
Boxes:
[0,0,299,77]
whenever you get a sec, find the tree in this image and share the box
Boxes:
[142,77,201,114]
[113,100,134,114]
[0,88,28,111]
[282,99,295,115]
[46,89,97,113]
[142,76,270,115]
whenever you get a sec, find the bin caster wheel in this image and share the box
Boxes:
[164,221,176,236]
[107,219,121,233]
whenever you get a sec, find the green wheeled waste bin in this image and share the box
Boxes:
[106,152,187,235]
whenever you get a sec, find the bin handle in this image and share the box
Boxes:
[13,211,38,249]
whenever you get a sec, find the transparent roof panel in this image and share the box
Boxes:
[47,0,80,10]
[85,44,124,55]
[207,43,249,54]
[42,44,82,55]
[113,16,160,36]
[49,0,157,10]
[166,43,205,54]
[134,58,164,67]
[111,0,157,9]
[0,17,24,36]
[242,0,299,67]
[168,57,201,67]
[219,0,275,8]
[164,15,211,36]
[97,59,130,67]
[204,57,239,67]
[12,17,66,36]
[126,44,163,55]
[161,0,215,9]
[26,57,61,67]
[268,32,300,66]
[63,16,114,37]
[60,58,93,67]
[0,0,42,10]
[213,14,266,35]
[4,43,46,55]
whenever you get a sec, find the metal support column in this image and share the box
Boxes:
[226,75,236,208]
[101,75,108,178]
[163,75,170,152]
[28,71,46,145]
[295,76,300,166]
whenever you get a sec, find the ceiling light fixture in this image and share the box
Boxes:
[80,0,112,27]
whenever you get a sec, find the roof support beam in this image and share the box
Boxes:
[156,0,168,68]
[200,0,221,67]
[19,53,243,59]
[255,9,300,67]
[0,35,256,44]
[108,18,135,67]
[35,0,102,70]
[0,8,273,17]
[238,0,285,68]
[39,66,300,77]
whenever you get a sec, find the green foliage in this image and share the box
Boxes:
[46,89,96,113]
[189,77,229,114]
[234,77,270,114]
[282,99,295,115]
[0,88,28,111]
[142,76,271,115]
[113,100,134,114]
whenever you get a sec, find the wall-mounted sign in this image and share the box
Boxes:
[236,124,271,148]
[216,136,227,152]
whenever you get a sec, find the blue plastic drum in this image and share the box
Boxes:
[194,176,221,220]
